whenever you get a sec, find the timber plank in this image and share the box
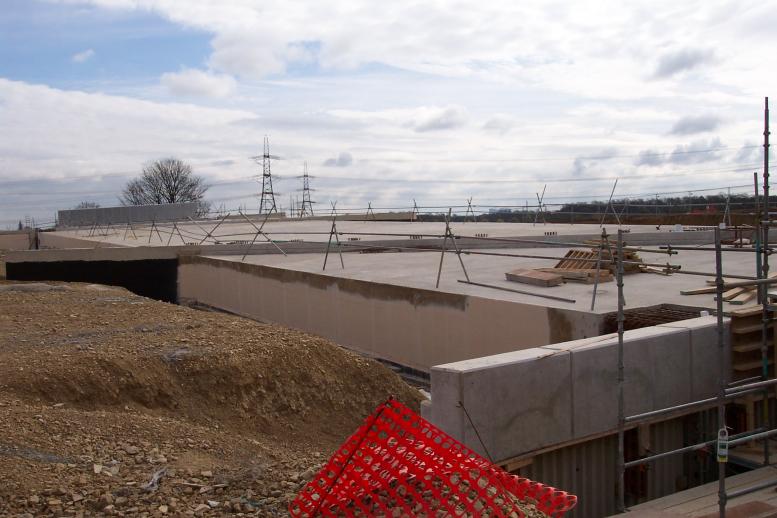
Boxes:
[505,269,563,287]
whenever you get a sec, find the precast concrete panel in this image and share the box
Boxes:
[58,202,198,227]
[433,347,574,460]
[429,319,722,462]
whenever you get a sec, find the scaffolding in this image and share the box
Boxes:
[613,97,774,517]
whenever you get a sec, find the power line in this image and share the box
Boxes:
[268,163,767,185]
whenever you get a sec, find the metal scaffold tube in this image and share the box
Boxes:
[616,229,626,513]
[761,95,772,467]
[715,226,727,517]
[715,228,728,518]
[624,428,766,469]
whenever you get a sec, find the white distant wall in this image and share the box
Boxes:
[58,202,199,227]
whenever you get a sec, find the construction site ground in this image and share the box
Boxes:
[0,281,422,517]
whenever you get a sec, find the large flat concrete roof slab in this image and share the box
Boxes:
[49,220,710,248]
[210,246,755,314]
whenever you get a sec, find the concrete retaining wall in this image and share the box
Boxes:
[39,232,129,249]
[426,316,729,462]
[4,247,181,302]
[58,202,199,227]
[177,255,601,371]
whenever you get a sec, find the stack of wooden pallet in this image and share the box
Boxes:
[728,305,776,436]
[503,241,645,287]
[582,239,644,273]
[536,240,645,283]
[730,305,775,379]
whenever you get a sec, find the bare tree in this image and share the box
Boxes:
[120,159,209,208]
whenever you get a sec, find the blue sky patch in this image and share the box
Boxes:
[0,0,211,89]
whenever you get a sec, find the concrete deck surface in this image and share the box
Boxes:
[51,220,698,247]
[212,245,756,314]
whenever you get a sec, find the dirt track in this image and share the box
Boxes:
[0,282,421,516]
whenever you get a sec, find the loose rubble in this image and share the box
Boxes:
[0,281,421,516]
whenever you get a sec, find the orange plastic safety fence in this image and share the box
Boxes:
[290,399,577,517]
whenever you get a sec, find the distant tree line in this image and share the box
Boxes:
[418,193,769,225]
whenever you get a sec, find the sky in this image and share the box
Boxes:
[0,0,775,227]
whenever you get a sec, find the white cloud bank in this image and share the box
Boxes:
[161,68,237,98]
[48,0,777,101]
[4,0,774,224]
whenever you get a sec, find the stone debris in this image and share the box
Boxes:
[0,282,422,516]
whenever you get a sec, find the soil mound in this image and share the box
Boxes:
[0,281,422,516]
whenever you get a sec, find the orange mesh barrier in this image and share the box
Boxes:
[290,399,577,517]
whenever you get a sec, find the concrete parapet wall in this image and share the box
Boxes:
[428,316,729,462]
[5,246,178,264]
[39,232,129,250]
[177,255,601,371]
[0,230,32,251]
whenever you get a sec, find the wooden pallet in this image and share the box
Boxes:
[555,249,598,270]
[729,305,775,379]
[582,239,644,273]
[561,243,644,274]
[729,305,777,437]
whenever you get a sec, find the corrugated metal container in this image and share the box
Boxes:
[518,434,617,518]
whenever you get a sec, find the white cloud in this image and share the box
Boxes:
[323,152,353,167]
[160,68,237,98]
[45,0,777,101]
[71,48,95,63]
[670,114,721,135]
[414,106,467,132]
[7,1,776,224]
[327,105,468,133]
[483,115,515,135]
[0,77,254,178]
[653,48,715,79]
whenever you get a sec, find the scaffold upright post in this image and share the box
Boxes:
[616,229,625,513]
[715,226,727,518]
[761,96,772,466]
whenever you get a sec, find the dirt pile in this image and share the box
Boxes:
[0,281,421,516]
